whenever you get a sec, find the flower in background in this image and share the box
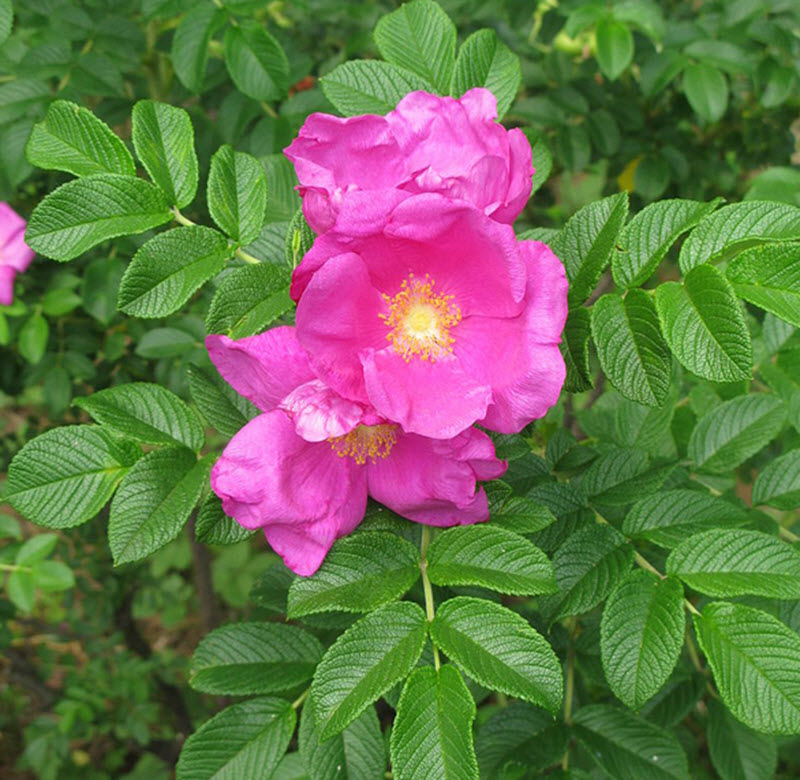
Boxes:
[0,203,34,306]
[284,88,533,233]
[206,327,507,576]
[291,193,568,439]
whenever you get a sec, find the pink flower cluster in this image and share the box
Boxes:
[0,203,34,306]
[208,90,568,575]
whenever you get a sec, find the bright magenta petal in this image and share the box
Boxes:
[206,328,315,412]
[210,411,367,575]
[295,253,386,402]
[367,427,504,526]
[362,348,491,439]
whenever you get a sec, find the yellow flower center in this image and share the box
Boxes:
[380,274,461,362]
[329,424,398,464]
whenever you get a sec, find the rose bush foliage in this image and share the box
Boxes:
[3,1,800,778]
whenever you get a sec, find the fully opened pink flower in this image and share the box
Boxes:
[207,327,507,575]
[0,203,34,306]
[284,88,533,233]
[291,192,568,439]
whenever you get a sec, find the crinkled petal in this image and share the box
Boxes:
[489,127,534,224]
[279,379,369,441]
[295,253,386,402]
[362,348,491,439]
[455,240,568,433]
[206,327,315,412]
[367,427,504,526]
[210,411,367,575]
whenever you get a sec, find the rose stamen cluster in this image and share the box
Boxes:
[209,89,568,576]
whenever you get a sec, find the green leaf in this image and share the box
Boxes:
[430,596,563,713]
[190,622,322,695]
[311,601,427,739]
[595,18,633,80]
[26,174,172,262]
[683,62,728,122]
[176,697,295,780]
[688,394,785,473]
[208,145,268,245]
[132,101,199,208]
[136,327,197,358]
[205,263,292,338]
[579,448,671,505]
[753,450,800,509]
[613,198,722,288]
[223,21,289,102]
[108,449,211,565]
[655,264,752,382]
[321,60,430,117]
[760,61,796,109]
[623,489,750,548]
[117,226,231,318]
[666,529,800,599]
[527,130,553,195]
[7,571,35,612]
[451,29,521,119]
[694,602,800,735]
[0,0,12,46]
[600,570,686,710]
[373,0,456,93]
[540,523,634,622]
[0,79,50,124]
[426,524,556,596]
[573,704,689,779]
[16,534,58,564]
[4,426,139,529]
[727,242,800,327]
[707,698,777,780]
[679,201,800,273]
[490,496,556,535]
[287,532,420,618]
[551,192,629,306]
[390,666,478,780]
[591,290,671,406]
[18,312,48,364]
[26,100,135,178]
[195,494,254,545]
[475,702,568,779]
[171,3,225,93]
[285,208,315,268]
[187,363,258,439]
[299,699,385,780]
[31,560,75,592]
[561,307,593,392]
[74,382,205,451]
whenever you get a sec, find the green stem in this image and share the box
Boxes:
[291,687,309,710]
[171,207,261,265]
[0,563,32,573]
[419,526,441,671]
[634,551,665,579]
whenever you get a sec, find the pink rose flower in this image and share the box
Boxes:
[0,203,35,306]
[206,327,507,576]
[291,193,568,440]
[284,88,534,233]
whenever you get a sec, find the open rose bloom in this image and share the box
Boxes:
[0,203,34,306]
[207,328,507,575]
[284,88,533,233]
[209,89,568,575]
[292,192,568,439]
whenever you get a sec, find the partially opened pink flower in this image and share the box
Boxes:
[0,203,34,306]
[284,88,533,233]
[291,193,568,439]
[207,327,507,575]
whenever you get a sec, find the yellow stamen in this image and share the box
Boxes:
[329,424,398,464]
[380,274,461,362]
